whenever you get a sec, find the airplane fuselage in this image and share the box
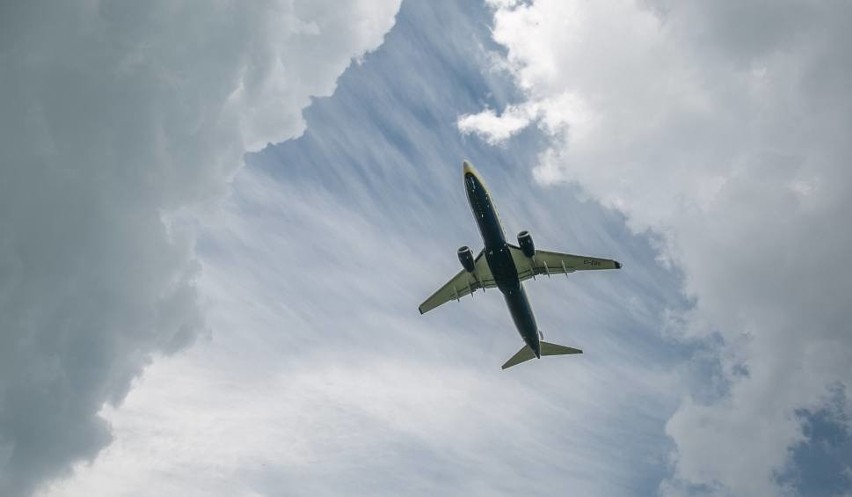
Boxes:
[463,161,541,358]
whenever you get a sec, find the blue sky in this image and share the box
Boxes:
[3,1,851,497]
[196,1,687,493]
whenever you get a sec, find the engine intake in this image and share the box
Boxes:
[518,231,535,258]
[457,246,475,272]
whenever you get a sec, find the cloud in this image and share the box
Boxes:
[0,1,400,495]
[39,164,682,497]
[34,1,690,494]
[465,0,852,495]
[457,104,539,144]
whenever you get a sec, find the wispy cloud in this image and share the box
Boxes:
[37,1,686,496]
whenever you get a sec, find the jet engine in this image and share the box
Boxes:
[518,231,535,258]
[457,246,475,272]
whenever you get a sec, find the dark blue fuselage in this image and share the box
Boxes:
[464,164,541,358]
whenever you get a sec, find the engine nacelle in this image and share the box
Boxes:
[518,231,535,258]
[457,246,475,272]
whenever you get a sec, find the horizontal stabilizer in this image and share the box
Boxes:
[501,341,583,370]
[540,341,583,356]
[501,345,536,370]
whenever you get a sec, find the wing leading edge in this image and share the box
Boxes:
[418,249,497,314]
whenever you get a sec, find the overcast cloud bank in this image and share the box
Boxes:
[10,1,848,495]
[0,2,400,495]
[463,1,852,495]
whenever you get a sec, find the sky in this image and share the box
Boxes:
[2,1,851,496]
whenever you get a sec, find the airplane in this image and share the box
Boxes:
[419,160,622,369]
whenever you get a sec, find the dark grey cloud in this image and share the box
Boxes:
[0,1,399,495]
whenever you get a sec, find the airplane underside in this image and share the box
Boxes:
[418,160,621,369]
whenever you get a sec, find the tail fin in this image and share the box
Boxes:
[501,341,583,370]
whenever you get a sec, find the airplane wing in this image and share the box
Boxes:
[418,249,497,314]
[508,244,621,282]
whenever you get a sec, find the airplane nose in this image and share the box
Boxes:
[462,160,474,175]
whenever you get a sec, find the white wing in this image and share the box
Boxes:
[418,250,497,314]
[507,244,621,282]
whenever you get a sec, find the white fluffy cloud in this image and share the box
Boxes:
[0,1,400,495]
[464,0,852,495]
